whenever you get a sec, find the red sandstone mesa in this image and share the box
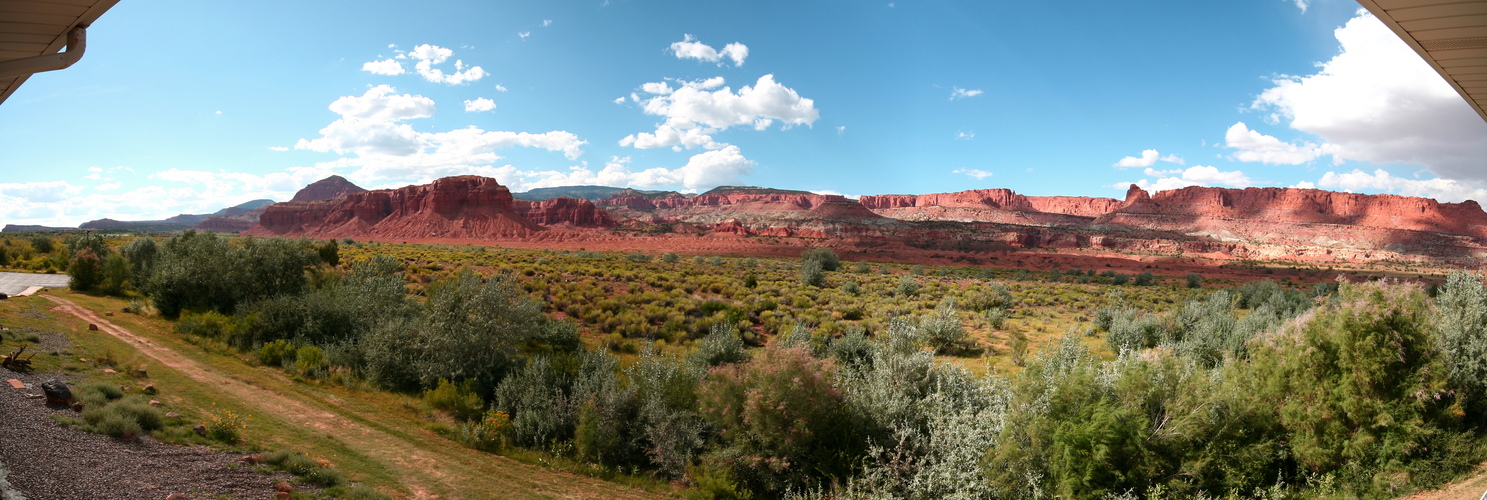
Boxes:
[244,175,1487,265]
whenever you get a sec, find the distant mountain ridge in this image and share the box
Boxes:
[74,199,277,231]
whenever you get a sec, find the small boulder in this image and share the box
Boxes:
[148,400,162,407]
[134,368,148,379]
[88,324,98,331]
[142,384,156,394]
[40,379,72,406]
[192,424,207,437]
[165,412,181,419]
[240,453,262,464]
[274,481,295,493]
[276,493,291,500]
[104,311,114,316]
[165,494,189,500]
[70,401,83,412]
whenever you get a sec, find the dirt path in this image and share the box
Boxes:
[41,294,662,500]
[1405,463,1487,500]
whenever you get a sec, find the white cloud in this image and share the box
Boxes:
[541,19,552,27]
[836,126,845,136]
[1160,154,1184,165]
[620,74,819,150]
[955,131,975,140]
[293,86,586,184]
[1250,10,1487,182]
[268,146,289,152]
[328,85,436,122]
[1291,180,1317,189]
[494,84,508,92]
[613,96,626,104]
[950,87,984,100]
[669,34,748,67]
[953,168,994,180]
[1224,122,1334,165]
[518,32,530,40]
[94,181,121,191]
[0,180,80,204]
[463,97,496,112]
[474,148,753,193]
[407,44,487,85]
[1288,0,1309,13]
[1114,149,1160,168]
[1314,168,1487,203]
[362,58,406,76]
[1119,165,1253,193]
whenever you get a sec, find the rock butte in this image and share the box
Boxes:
[241,175,1487,266]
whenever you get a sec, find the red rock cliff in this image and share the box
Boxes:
[859,189,1122,218]
[513,197,617,227]
[246,176,544,239]
[1101,185,1487,238]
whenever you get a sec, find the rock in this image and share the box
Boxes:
[71,401,83,412]
[165,494,189,500]
[101,368,116,374]
[5,379,24,390]
[240,453,262,464]
[245,176,544,239]
[143,384,157,394]
[276,493,291,500]
[40,379,72,406]
[0,293,8,300]
[274,481,295,493]
[165,412,181,419]
[193,424,207,437]
[88,323,98,331]
[512,197,617,227]
[149,400,162,407]
[105,311,113,316]
[134,368,148,378]
[290,174,366,202]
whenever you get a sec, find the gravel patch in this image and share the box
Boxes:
[0,370,298,500]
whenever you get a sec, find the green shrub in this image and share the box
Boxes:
[962,281,1014,312]
[662,252,680,263]
[81,396,162,439]
[896,276,919,296]
[424,378,486,422]
[258,339,296,367]
[264,449,344,486]
[1185,273,1202,288]
[800,248,840,272]
[697,346,857,493]
[1248,279,1461,478]
[920,297,966,352]
[689,323,746,369]
[799,259,825,287]
[295,345,326,375]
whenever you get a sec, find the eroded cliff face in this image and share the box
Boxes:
[247,176,544,239]
[1103,185,1487,237]
[244,177,1487,265]
[512,197,617,227]
[859,189,1123,219]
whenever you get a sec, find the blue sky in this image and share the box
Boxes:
[2,0,1485,226]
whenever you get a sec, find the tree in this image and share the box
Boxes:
[800,248,840,272]
[317,239,340,267]
[100,253,133,295]
[68,248,102,291]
